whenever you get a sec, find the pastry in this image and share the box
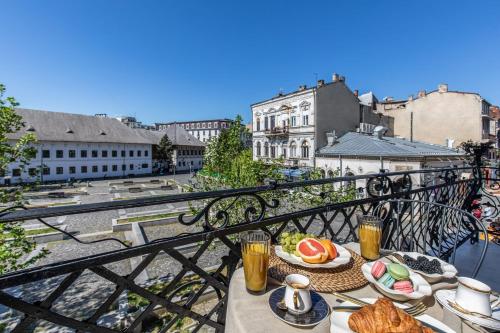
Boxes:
[388,263,410,281]
[348,297,435,333]
[393,280,414,294]
[378,272,395,288]
[371,261,386,279]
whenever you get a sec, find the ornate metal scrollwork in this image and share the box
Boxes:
[439,169,458,184]
[178,193,279,230]
[366,175,392,197]
[392,174,413,194]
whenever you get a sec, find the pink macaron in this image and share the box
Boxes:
[393,280,414,294]
[370,261,386,279]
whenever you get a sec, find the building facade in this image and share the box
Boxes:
[378,84,498,150]
[3,109,153,184]
[155,119,233,143]
[251,74,384,167]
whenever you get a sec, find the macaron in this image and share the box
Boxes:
[378,272,395,288]
[393,280,414,294]
[387,263,410,281]
[371,261,386,279]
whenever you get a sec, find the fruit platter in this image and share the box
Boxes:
[393,251,458,283]
[275,232,352,268]
[361,261,432,301]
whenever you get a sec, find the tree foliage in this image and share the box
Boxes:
[157,134,173,168]
[0,84,47,274]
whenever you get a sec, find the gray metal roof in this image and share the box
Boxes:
[10,109,152,144]
[317,132,463,158]
[134,126,205,147]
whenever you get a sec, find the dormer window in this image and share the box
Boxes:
[26,125,35,132]
[66,128,73,133]
[100,130,106,135]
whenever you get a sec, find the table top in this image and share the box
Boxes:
[225,243,486,333]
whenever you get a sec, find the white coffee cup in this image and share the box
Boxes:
[455,276,492,316]
[284,274,312,314]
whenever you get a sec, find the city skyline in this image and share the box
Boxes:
[1,0,499,124]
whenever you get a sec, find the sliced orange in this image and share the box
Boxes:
[319,239,337,260]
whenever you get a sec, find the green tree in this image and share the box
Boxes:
[0,84,47,274]
[157,134,173,171]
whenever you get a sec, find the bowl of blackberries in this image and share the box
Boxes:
[395,252,458,283]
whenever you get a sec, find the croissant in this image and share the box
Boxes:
[347,298,434,333]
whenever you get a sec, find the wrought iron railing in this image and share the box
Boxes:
[0,165,495,332]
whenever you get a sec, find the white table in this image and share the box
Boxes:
[225,243,485,333]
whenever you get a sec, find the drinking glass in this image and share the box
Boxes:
[241,231,270,294]
[358,215,382,260]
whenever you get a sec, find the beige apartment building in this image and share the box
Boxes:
[377,84,497,151]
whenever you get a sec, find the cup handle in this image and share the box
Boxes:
[293,289,300,310]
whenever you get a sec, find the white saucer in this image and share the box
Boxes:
[329,298,455,333]
[435,289,500,330]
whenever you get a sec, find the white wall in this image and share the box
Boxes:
[172,145,204,172]
[2,141,152,184]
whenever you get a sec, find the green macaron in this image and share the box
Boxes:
[387,263,409,280]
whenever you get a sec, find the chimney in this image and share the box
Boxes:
[298,84,307,91]
[332,73,340,82]
[408,95,414,101]
[339,75,346,82]
[418,90,426,98]
[326,131,337,146]
[373,126,388,139]
[438,83,448,93]
[353,89,359,97]
[383,96,394,102]
[317,79,325,87]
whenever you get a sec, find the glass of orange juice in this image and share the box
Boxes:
[358,215,383,260]
[241,231,270,294]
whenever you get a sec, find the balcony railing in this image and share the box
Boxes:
[0,165,497,332]
[264,126,289,137]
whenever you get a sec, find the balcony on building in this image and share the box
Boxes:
[264,125,289,137]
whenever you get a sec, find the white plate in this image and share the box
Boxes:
[274,243,351,269]
[329,298,455,333]
[394,252,458,283]
[361,261,432,301]
[435,289,500,331]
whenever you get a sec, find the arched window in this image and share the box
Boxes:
[301,141,309,158]
[256,117,261,131]
[256,142,261,156]
[344,171,356,188]
[264,142,269,157]
[290,142,297,158]
[327,170,335,178]
[320,169,326,178]
[270,145,276,158]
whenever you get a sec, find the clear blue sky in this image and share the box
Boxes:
[1,0,499,125]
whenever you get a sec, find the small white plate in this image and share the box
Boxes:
[394,252,458,283]
[361,261,432,301]
[435,289,500,331]
[274,243,351,269]
[329,297,455,333]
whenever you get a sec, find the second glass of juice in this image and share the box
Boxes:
[241,231,270,294]
[358,215,382,260]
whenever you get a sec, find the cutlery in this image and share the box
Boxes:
[332,291,427,316]
[447,300,500,323]
[331,305,446,333]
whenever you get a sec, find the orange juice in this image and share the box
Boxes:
[241,231,270,294]
[359,220,382,260]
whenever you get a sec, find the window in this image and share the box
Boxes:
[92,165,98,173]
[303,115,309,126]
[178,161,182,166]
[112,165,118,172]
[202,123,206,128]
[129,164,134,170]
[81,166,87,173]
[28,168,37,176]
[291,116,297,127]
[190,161,193,166]
[256,142,261,156]
[122,164,126,171]
[264,117,269,130]
[290,142,297,157]
[208,123,212,128]
[56,150,64,158]
[56,167,64,175]
[42,150,50,158]
[102,165,108,172]
[129,150,134,157]
[137,150,141,157]
[81,150,87,158]
[264,142,269,156]
[69,166,76,174]
[141,163,148,168]
[282,148,287,158]
[271,145,276,158]
[121,150,126,157]
[92,150,98,158]
[144,150,148,157]
[43,167,50,175]
[102,150,108,158]
[69,150,76,158]
[301,141,309,158]
[112,150,117,157]
[12,169,21,177]
[256,117,261,131]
